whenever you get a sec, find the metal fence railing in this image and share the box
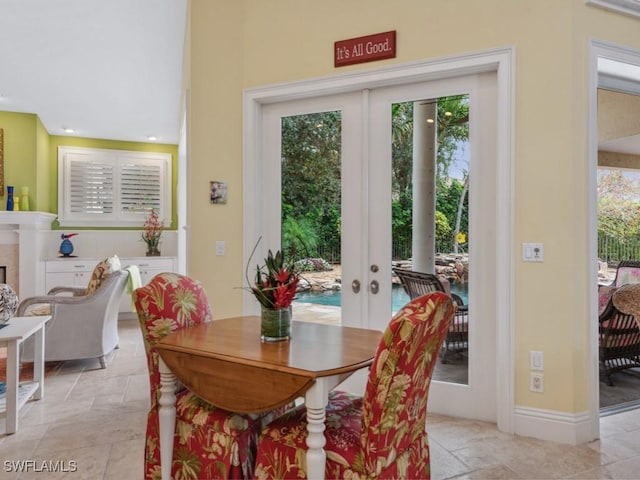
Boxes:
[312,240,448,264]
[308,235,639,265]
[598,235,640,263]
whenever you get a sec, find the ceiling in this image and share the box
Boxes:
[0,3,636,151]
[0,0,187,144]
[598,59,640,155]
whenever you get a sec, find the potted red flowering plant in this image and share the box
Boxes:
[248,247,300,342]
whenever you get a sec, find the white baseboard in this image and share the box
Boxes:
[514,406,596,445]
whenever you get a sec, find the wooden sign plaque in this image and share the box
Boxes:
[334,31,396,67]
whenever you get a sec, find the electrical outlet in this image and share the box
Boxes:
[530,373,544,392]
[215,241,226,256]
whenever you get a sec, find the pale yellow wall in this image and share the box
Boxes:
[187,0,640,414]
[188,1,245,318]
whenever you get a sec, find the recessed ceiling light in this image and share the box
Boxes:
[63,127,75,133]
[147,136,157,141]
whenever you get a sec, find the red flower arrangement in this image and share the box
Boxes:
[247,246,300,310]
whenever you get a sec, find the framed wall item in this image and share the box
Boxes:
[210,181,227,204]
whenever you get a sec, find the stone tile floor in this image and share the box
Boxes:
[1,316,640,479]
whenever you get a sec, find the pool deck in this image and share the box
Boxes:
[292,302,341,325]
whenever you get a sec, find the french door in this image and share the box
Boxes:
[257,73,497,421]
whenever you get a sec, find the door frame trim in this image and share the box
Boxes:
[242,47,516,433]
[588,39,640,440]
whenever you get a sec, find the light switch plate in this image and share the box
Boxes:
[522,243,544,262]
[530,351,543,371]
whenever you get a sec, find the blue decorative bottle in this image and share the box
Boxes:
[59,233,78,257]
[6,186,14,211]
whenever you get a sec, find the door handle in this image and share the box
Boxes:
[370,280,379,294]
[352,279,361,293]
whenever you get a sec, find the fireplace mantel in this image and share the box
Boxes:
[0,211,57,228]
[0,211,57,298]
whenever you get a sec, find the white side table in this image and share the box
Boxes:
[0,315,51,434]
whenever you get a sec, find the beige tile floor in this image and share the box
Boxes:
[2,316,640,480]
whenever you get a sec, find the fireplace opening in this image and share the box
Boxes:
[0,266,5,284]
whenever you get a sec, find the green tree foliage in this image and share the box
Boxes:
[435,177,468,251]
[281,96,469,263]
[282,216,318,259]
[435,96,469,179]
[392,191,413,259]
[598,169,640,240]
[391,102,414,198]
[281,112,341,261]
[392,97,469,254]
[435,210,452,251]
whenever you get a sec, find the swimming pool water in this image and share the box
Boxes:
[295,283,468,311]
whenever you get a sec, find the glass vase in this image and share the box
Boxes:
[260,306,292,342]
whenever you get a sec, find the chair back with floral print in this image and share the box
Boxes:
[614,260,640,287]
[133,272,214,409]
[360,291,454,476]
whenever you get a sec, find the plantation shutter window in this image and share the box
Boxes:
[58,146,171,227]
[120,159,163,214]
[67,155,115,215]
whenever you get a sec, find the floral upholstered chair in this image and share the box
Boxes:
[134,272,286,480]
[254,291,455,480]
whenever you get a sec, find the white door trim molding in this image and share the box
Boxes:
[242,46,516,433]
[588,39,640,442]
[586,0,640,19]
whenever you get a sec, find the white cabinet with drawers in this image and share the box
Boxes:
[123,257,176,285]
[44,256,178,313]
[44,259,100,293]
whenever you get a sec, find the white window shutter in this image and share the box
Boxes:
[67,157,115,215]
[58,146,171,227]
[120,161,163,214]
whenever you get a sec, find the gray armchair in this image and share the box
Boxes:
[18,269,129,368]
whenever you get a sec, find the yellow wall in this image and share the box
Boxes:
[36,116,51,212]
[0,110,179,227]
[0,111,39,208]
[188,1,245,317]
[187,0,640,414]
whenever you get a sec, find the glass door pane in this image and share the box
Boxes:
[262,94,362,329]
[390,95,470,386]
[281,111,343,326]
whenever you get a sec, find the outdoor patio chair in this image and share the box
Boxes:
[599,283,640,386]
[393,267,468,363]
[599,260,640,314]
[254,291,455,480]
